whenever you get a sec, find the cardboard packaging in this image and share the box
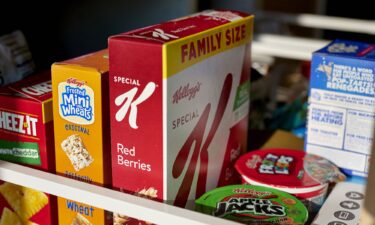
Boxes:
[261,130,304,150]
[109,10,253,208]
[312,182,365,225]
[306,39,375,177]
[361,121,375,225]
[0,72,56,225]
[52,50,111,225]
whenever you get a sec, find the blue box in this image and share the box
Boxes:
[306,39,375,177]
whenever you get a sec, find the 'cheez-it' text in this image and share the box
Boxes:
[181,23,247,63]
[21,80,52,96]
[0,110,38,137]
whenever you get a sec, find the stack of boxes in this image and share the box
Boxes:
[49,10,254,224]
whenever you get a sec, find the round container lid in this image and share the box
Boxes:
[241,174,328,194]
[195,184,308,224]
[235,149,345,190]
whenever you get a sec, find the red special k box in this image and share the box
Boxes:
[109,10,253,208]
[0,72,56,225]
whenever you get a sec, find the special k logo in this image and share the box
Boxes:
[173,73,233,207]
[152,29,178,40]
[115,82,156,129]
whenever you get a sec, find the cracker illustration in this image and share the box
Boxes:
[137,187,158,198]
[0,208,22,225]
[71,213,92,225]
[0,182,48,221]
[61,134,94,171]
[25,222,39,225]
[113,212,129,225]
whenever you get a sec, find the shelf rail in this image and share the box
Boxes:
[0,160,239,225]
[252,34,329,61]
[0,12,374,225]
[257,12,375,35]
[252,12,375,61]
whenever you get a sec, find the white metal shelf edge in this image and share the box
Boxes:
[254,34,329,50]
[253,42,313,61]
[0,160,239,225]
[258,12,375,35]
[252,35,330,61]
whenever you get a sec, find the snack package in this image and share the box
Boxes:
[195,184,308,224]
[235,148,346,213]
[0,30,35,86]
[52,49,111,225]
[109,10,253,209]
[306,39,375,177]
[0,72,56,224]
[0,181,52,225]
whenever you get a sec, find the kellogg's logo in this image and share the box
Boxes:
[67,77,86,87]
[172,82,201,104]
[232,188,272,197]
[328,43,358,53]
[58,78,95,125]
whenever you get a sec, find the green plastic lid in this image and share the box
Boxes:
[195,185,308,224]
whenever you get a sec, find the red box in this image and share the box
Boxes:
[0,72,56,225]
[109,10,253,208]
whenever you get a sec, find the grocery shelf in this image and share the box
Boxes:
[252,12,375,61]
[0,160,239,225]
[257,12,375,35]
[252,35,328,61]
[252,35,327,61]
[1,11,375,225]
[253,40,319,61]
[255,34,329,50]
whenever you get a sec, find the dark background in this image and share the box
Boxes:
[1,0,373,72]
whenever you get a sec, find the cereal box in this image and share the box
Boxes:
[52,49,111,225]
[109,10,253,208]
[0,72,56,225]
[306,39,375,177]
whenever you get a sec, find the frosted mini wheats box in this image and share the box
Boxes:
[52,50,111,225]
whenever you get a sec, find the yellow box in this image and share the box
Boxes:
[52,50,111,225]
